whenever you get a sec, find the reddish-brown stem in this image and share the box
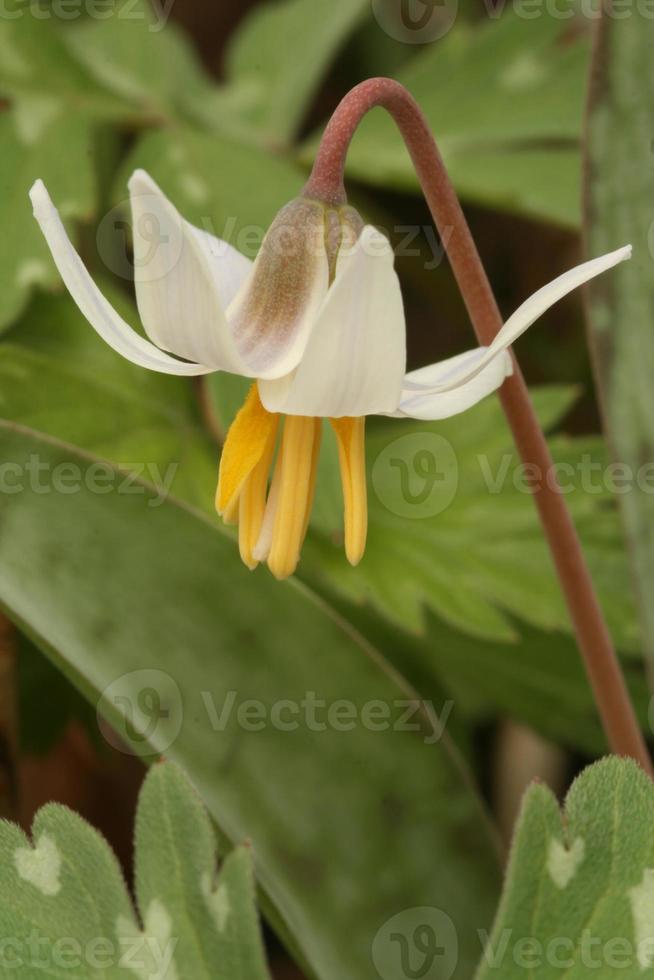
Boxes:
[305,77,652,776]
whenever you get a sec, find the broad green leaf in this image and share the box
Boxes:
[0,759,271,978]
[302,387,641,650]
[585,18,654,672]
[225,0,369,145]
[475,757,654,978]
[418,614,648,756]
[0,107,95,329]
[0,422,501,980]
[442,146,581,230]
[303,11,589,225]
[318,582,648,757]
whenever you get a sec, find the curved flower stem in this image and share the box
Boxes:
[305,77,652,775]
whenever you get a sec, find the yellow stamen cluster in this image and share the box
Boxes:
[216,384,367,579]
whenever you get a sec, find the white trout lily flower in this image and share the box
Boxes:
[29,172,631,579]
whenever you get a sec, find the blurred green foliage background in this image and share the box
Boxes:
[0,1,652,978]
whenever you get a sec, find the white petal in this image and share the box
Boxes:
[258,225,406,417]
[401,347,492,391]
[191,227,252,309]
[29,180,214,376]
[391,348,513,420]
[226,197,330,381]
[129,169,251,373]
[414,246,632,395]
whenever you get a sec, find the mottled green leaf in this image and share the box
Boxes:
[585,16,654,669]
[475,758,654,978]
[133,763,271,980]
[62,0,221,126]
[0,760,271,978]
[225,0,369,145]
[0,2,129,116]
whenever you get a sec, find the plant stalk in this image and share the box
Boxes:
[305,77,652,775]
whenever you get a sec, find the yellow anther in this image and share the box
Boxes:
[330,416,367,566]
[238,419,279,570]
[216,384,278,516]
[267,416,321,580]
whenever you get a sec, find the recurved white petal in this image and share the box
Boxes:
[129,169,251,372]
[29,179,213,376]
[391,347,513,420]
[258,225,406,417]
[226,197,331,381]
[401,347,494,391]
[410,246,632,396]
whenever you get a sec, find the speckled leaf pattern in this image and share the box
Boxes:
[475,758,654,978]
[585,16,654,672]
[0,761,271,979]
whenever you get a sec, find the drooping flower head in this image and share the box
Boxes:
[30,172,630,578]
